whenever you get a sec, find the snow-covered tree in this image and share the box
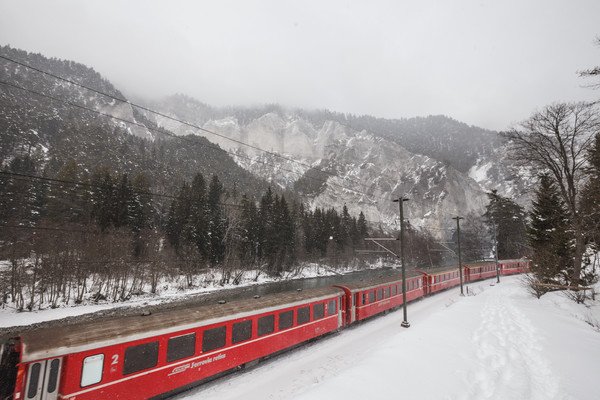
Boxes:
[527,174,572,285]
[505,102,600,285]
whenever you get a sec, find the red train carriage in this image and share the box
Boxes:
[333,271,425,324]
[419,266,461,295]
[499,259,531,275]
[463,261,497,282]
[9,286,345,400]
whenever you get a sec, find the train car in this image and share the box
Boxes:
[333,271,425,324]
[419,266,461,295]
[499,259,530,275]
[463,261,497,283]
[6,286,345,400]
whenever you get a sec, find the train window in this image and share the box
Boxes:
[297,306,310,325]
[392,285,397,296]
[123,341,159,376]
[362,293,366,305]
[27,362,41,398]
[385,287,390,298]
[202,326,226,353]
[377,289,383,300]
[232,320,253,344]
[47,359,60,393]
[258,315,275,337]
[313,303,325,320]
[279,310,294,330]
[81,354,104,387]
[369,291,376,303]
[167,333,196,363]
[328,299,337,315]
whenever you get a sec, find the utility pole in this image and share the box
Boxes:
[394,197,410,328]
[493,220,500,283]
[453,216,464,296]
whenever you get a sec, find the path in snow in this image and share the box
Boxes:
[465,283,560,400]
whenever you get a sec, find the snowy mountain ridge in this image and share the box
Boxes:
[145,97,530,237]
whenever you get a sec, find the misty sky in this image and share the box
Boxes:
[1,0,599,131]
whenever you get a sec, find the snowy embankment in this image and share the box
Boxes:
[0,262,361,331]
[174,276,600,400]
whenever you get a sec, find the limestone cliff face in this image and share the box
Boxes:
[149,100,528,239]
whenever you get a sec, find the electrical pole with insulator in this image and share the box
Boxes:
[493,220,500,283]
[453,216,464,296]
[394,197,410,328]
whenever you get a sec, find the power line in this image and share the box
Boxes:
[0,78,389,204]
[0,54,386,202]
[0,170,247,211]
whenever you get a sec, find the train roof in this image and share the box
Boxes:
[417,261,495,275]
[334,270,424,292]
[19,285,345,363]
[415,265,459,275]
[463,261,496,268]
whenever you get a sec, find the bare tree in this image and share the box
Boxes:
[505,102,600,285]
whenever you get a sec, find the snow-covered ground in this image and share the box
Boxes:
[172,275,600,400]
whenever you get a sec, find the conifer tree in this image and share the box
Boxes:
[272,194,295,272]
[166,181,191,252]
[483,190,528,259]
[357,212,368,238]
[43,160,86,224]
[527,174,572,283]
[129,173,153,233]
[188,173,209,260]
[581,133,600,246]
[258,187,275,265]
[89,167,115,232]
[238,194,260,265]
[207,175,226,266]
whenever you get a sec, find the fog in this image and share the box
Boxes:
[1,0,599,130]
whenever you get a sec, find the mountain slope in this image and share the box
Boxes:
[144,96,529,237]
[0,45,268,199]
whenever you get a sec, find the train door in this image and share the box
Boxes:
[24,358,63,400]
[338,296,345,327]
[0,340,20,399]
[351,293,357,324]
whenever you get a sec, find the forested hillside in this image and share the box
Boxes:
[0,45,387,311]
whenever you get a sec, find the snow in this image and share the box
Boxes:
[172,276,600,400]
[469,161,492,183]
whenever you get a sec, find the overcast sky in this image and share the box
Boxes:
[1,0,599,131]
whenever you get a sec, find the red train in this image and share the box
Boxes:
[0,259,529,400]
